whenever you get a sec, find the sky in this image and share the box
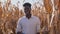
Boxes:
[0,0,43,9]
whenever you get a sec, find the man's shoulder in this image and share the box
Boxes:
[21,16,26,19]
[32,16,40,21]
[32,16,39,19]
[18,16,26,21]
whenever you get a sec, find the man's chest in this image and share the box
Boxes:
[21,19,37,28]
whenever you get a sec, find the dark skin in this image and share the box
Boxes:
[17,6,40,34]
[24,6,31,19]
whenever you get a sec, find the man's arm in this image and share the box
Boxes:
[37,32,40,34]
[36,18,40,34]
[16,18,22,34]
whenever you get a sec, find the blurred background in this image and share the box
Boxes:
[0,0,60,34]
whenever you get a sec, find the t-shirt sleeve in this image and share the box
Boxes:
[16,18,22,33]
[36,18,41,33]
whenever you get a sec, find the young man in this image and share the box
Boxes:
[16,2,40,34]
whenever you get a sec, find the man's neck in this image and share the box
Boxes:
[26,14,31,19]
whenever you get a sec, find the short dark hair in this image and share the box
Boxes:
[23,2,31,7]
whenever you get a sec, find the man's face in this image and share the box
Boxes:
[24,6,31,15]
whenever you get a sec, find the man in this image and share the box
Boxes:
[16,2,40,34]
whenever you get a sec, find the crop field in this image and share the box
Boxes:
[0,0,60,34]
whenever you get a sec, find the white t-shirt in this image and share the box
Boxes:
[16,16,40,34]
